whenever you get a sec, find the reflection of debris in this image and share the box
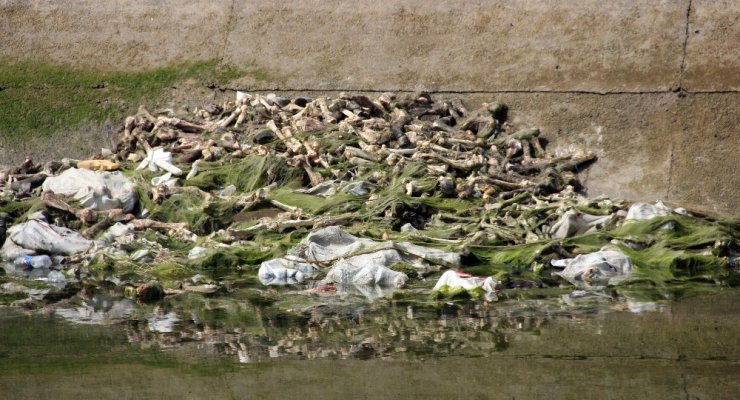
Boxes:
[148,310,180,333]
[625,300,661,314]
[55,295,135,325]
[559,290,613,310]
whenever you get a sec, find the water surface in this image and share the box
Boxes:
[1,289,738,399]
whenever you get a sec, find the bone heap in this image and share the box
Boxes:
[0,92,736,305]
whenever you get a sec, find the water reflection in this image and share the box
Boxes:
[147,309,181,333]
[55,294,134,325]
[3,264,66,287]
[46,287,673,364]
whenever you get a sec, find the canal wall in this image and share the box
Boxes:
[1,0,737,214]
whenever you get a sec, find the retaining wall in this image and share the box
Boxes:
[1,0,737,214]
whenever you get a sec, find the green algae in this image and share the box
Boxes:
[465,241,553,276]
[133,184,237,236]
[611,215,736,249]
[185,155,301,193]
[188,246,272,280]
[457,212,737,288]
[268,188,364,215]
[0,196,43,224]
[152,264,195,281]
[432,285,487,300]
[388,262,422,280]
[0,292,29,304]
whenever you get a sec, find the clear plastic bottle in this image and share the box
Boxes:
[47,270,66,283]
[13,255,52,269]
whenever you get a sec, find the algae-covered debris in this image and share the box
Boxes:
[0,92,737,313]
[432,270,496,300]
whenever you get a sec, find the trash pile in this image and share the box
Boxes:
[0,92,737,308]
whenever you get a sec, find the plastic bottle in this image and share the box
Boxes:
[47,270,66,283]
[13,255,52,269]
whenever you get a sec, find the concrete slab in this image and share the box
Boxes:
[668,93,739,213]
[0,0,231,69]
[683,0,740,91]
[223,0,686,92]
[456,92,738,214]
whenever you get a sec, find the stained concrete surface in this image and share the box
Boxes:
[0,0,231,69]
[221,0,688,92]
[683,0,740,91]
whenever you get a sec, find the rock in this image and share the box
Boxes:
[265,93,290,108]
[438,178,456,197]
[204,103,223,115]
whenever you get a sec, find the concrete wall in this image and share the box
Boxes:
[1,0,738,214]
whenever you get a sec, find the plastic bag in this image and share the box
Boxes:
[258,257,317,285]
[551,248,632,288]
[136,147,182,176]
[1,218,93,258]
[42,167,136,212]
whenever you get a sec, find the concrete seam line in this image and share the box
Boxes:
[220,87,740,95]
[679,0,693,89]
[219,0,238,67]
[3,83,738,95]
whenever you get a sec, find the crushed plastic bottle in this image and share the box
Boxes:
[13,255,52,269]
[47,270,66,283]
[219,184,237,197]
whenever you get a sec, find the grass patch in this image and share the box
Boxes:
[0,60,246,144]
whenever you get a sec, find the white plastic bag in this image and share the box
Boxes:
[433,270,496,293]
[258,257,317,285]
[2,218,93,258]
[322,250,408,288]
[136,147,182,176]
[42,168,136,212]
[551,248,632,288]
[550,210,613,238]
[625,201,671,221]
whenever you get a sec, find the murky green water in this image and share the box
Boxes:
[1,289,738,399]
